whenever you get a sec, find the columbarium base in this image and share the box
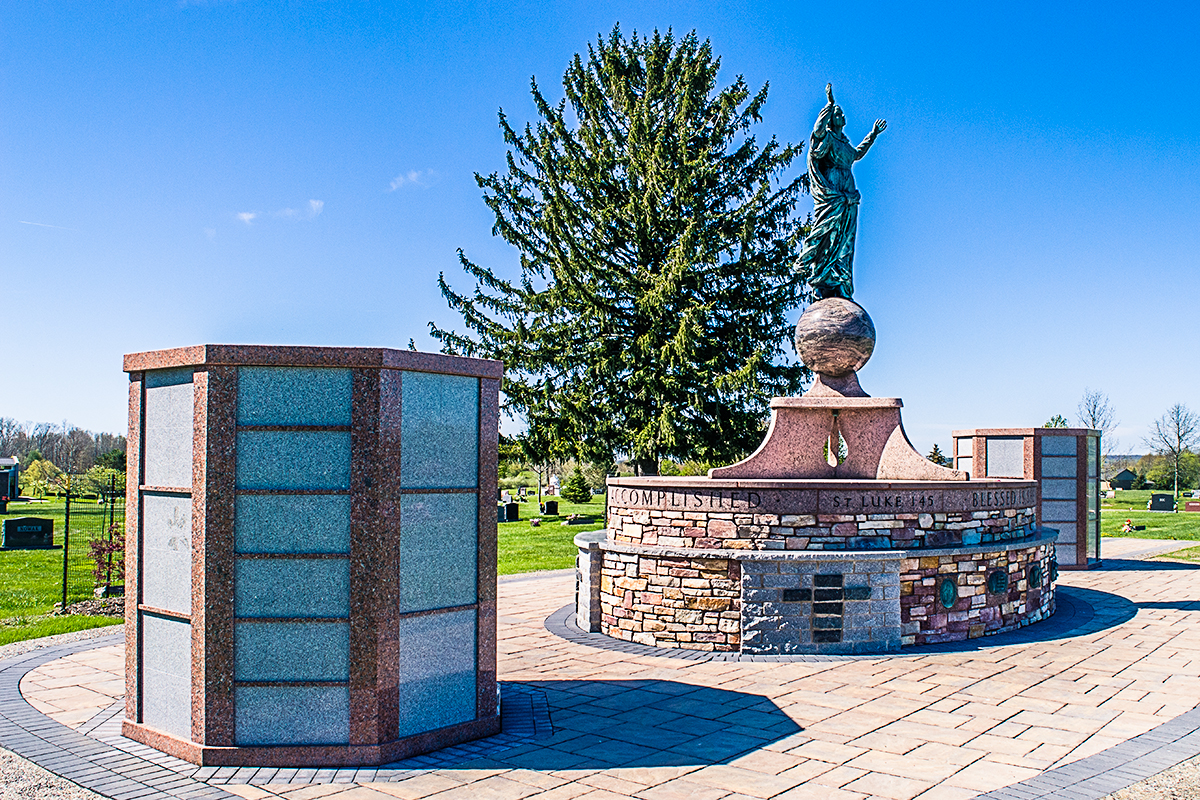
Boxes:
[577,396,1058,655]
[122,345,502,766]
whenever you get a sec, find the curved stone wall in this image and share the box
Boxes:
[576,477,1056,655]
[607,479,1038,551]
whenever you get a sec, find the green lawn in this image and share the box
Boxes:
[0,498,123,643]
[497,495,605,574]
[1101,489,1200,540]
[1155,544,1200,563]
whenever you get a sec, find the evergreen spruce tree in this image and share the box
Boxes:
[432,26,808,475]
[560,465,593,504]
[927,443,950,467]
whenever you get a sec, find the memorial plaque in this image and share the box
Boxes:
[2,517,56,549]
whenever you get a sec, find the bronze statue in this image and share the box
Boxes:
[799,84,886,300]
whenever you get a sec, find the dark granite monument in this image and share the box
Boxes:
[2,517,56,550]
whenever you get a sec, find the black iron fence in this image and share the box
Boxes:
[60,480,125,608]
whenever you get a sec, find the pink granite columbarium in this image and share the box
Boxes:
[122,345,501,766]
[577,299,1058,654]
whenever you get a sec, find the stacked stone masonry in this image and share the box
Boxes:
[582,479,1055,655]
[609,506,1036,551]
[901,543,1055,646]
[600,552,741,651]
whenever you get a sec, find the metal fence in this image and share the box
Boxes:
[61,481,125,608]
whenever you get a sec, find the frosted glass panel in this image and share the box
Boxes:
[237,367,352,426]
[235,686,349,745]
[143,370,194,489]
[235,558,349,618]
[401,372,479,489]
[400,493,478,613]
[397,609,476,736]
[1040,479,1076,501]
[235,431,351,490]
[142,614,191,739]
[235,495,351,554]
[1040,436,1076,456]
[1041,457,1077,478]
[1041,500,1077,522]
[234,621,349,681]
[142,493,193,614]
[986,438,1024,478]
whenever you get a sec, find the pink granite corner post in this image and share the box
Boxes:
[121,345,503,766]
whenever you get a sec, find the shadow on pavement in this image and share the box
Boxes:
[1099,558,1200,571]
[464,679,803,770]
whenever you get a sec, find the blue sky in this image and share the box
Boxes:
[3,1,1197,457]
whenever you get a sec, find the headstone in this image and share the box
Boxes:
[544,500,558,516]
[2,517,57,549]
[1148,493,1175,511]
[1185,501,1200,513]
[505,502,520,522]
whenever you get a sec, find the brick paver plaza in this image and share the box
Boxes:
[3,537,1200,800]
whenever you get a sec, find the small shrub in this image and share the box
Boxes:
[560,466,592,504]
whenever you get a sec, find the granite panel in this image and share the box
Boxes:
[235,431,351,491]
[142,614,192,740]
[235,494,351,554]
[955,437,973,457]
[237,367,353,426]
[234,621,349,681]
[397,609,477,737]
[195,366,238,745]
[124,376,143,723]
[235,686,350,745]
[144,371,195,489]
[1041,456,1078,478]
[1087,437,1098,477]
[234,558,350,618]
[1040,435,1077,456]
[141,493,194,615]
[1042,500,1078,522]
[1040,479,1077,501]
[956,456,972,475]
[985,437,1024,478]
[400,372,479,489]
[399,493,478,613]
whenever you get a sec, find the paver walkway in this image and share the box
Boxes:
[4,537,1200,800]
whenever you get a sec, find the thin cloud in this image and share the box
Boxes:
[20,220,77,231]
[237,212,258,224]
[272,200,324,220]
[389,170,437,191]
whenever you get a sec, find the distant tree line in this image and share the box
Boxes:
[0,417,126,474]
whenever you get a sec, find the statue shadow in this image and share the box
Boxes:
[459,679,802,771]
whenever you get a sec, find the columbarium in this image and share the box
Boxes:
[576,85,1056,654]
[122,345,501,765]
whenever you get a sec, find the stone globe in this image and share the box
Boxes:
[794,298,876,377]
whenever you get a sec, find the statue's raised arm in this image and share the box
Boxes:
[798,84,886,300]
